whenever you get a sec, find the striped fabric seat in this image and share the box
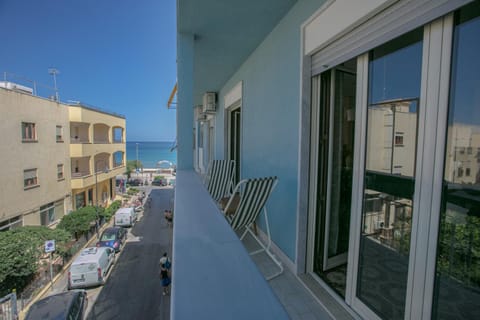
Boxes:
[223,176,283,280]
[205,160,236,201]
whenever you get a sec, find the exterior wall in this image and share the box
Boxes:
[0,88,72,227]
[68,105,126,129]
[68,105,126,209]
[214,0,326,261]
[178,0,480,319]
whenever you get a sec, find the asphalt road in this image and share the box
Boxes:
[86,187,174,320]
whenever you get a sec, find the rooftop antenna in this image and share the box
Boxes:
[48,68,60,101]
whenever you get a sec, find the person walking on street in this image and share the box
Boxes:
[159,252,171,295]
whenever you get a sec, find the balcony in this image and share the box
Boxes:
[172,170,333,319]
[70,166,124,190]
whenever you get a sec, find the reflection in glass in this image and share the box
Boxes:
[357,29,422,320]
[433,3,480,319]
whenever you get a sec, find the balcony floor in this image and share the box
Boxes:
[241,232,340,320]
[173,170,356,320]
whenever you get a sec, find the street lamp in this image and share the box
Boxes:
[95,159,109,237]
[136,143,139,172]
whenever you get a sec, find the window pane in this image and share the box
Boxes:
[57,164,64,179]
[56,125,63,141]
[22,122,36,140]
[357,29,423,320]
[433,3,480,319]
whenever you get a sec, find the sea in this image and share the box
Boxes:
[126,141,177,169]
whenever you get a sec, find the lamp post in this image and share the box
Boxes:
[136,143,139,174]
[95,159,109,238]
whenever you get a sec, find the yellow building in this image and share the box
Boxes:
[0,85,72,229]
[68,102,126,210]
[0,83,126,230]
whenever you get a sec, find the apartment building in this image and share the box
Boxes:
[0,84,126,229]
[175,0,480,319]
[0,86,71,230]
[68,103,126,210]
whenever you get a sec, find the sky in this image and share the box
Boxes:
[0,0,177,142]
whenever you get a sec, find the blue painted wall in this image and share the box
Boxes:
[215,0,325,261]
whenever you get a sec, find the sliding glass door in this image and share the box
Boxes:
[307,3,479,319]
[356,29,423,320]
[433,3,480,319]
[312,59,356,297]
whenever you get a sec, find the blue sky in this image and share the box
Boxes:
[0,0,177,142]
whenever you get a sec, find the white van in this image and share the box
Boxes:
[68,247,115,290]
[114,207,137,227]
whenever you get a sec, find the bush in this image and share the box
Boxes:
[0,226,70,295]
[99,200,122,222]
[57,206,98,237]
[127,187,138,195]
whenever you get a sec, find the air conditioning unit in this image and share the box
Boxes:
[202,92,216,114]
[374,221,385,229]
[197,113,208,121]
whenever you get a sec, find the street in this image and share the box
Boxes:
[86,187,174,320]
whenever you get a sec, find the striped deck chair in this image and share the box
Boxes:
[223,176,283,280]
[205,160,236,202]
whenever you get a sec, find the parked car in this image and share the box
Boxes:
[127,178,143,186]
[96,227,126,252]
[114,207,138,227]
[151,179,162,186]
[25,290,87,320]
[68,247,115,290]
[152,179,167,186]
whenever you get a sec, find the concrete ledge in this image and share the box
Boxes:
[171,170,289,320]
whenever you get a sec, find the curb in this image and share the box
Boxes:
[18,220,113,320]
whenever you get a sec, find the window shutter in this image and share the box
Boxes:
[24,169,37,179]
[311,0,471,75]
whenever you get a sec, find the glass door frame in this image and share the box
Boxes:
[346,15,454,320]
[306,64,356,300]
[322,67,357,271]
[227,102,242,183]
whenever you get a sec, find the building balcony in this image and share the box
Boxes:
[70,136,90,144]
[71,165,125,190]
[172,170,332,319]
[70,143,125,158]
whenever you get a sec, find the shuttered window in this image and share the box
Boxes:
[24,169,38,188]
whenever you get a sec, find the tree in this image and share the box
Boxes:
[0,226,71,295]
[125,160,143,179]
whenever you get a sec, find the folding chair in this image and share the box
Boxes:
[223,176,283,280]
[205,160,236,202]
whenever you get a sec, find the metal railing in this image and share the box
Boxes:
[2,72,126,119]
[2,72,57,101]
[0,292,17,320]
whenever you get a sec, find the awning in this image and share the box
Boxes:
[167,82,177,109]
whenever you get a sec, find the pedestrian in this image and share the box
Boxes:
[159,252,171,295]
[164,209,173,227]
